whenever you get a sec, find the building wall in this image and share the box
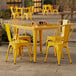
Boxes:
[56,0,76,11]
[0,0,6,11]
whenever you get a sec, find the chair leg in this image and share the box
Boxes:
[13,47,18,64]
[10,47,13,54]
[44,41,48,55]
[54,46,64,58]
[56,45,62,65]
[44,46,49,62]
[19,46,23,59]
[43,11,45,15]
[65,47,68,55]
[26,14,28,20]
[66,46,72,64]
[61,51,64,59]
[56,10,59,14]
[5,45,10,62]
[51,10,53,14]
[26,37,32,54]
[27,44,32,62]
[28,38,32,54]
[54,47,57,56]
[30,14,32,20]
[47,11,49,15]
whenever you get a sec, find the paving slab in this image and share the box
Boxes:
[0,42,76,76]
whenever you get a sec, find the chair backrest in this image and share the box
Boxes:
[5,24,12,42]
[31,6,34,14]
[43,5,48,10]
[15,6,18,13]
[10,7,15,14]
[47,5,53,10]
[63,25,71,42]
[61,19,70,37]
[11,18,19,38]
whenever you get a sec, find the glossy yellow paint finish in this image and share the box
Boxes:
[13,24,60,62]
[5,24,32,64]
[44,20,75,56]
[44,25,72,65]
[23,7,32,20]
[15,6,33,20]
[47,4,53,14]
[42,5,49,15]
[10,7,17,19]
[10,26,32,54]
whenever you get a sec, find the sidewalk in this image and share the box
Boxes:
[0,43,76,76]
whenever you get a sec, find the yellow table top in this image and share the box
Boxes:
[13,24,61,30]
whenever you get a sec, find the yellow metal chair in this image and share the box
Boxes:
[10,7,17,19]
[12,26,32,54]
[53,5,60,14]
[44,25,72,65]
[44,19,74,56]
[31,6,34,14]
[15,6,21,17]
[10,19,32,54]
[23,7,32,20]
[42,5,49,15]
[5,24,32,64]
[47,4,53,14]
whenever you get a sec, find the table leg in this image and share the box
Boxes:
[39,30,43,53]
[33,29,37,62]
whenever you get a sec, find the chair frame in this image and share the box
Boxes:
[44,25,72,65]
[5,24,32,64]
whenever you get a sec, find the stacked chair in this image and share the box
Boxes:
[23,7,32,20]
[42,5,49,15]
[10,7,18,19]
[42,4,59,15]
[10,6,34,20]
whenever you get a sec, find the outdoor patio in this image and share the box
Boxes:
[0,41,76,76]
[0,14,76,76]
[0,0,76,76]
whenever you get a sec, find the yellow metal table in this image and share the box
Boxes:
[13,24,60,62]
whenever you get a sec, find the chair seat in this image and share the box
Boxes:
[10,39,28,45]
[13,35,31,40]
[47,36,63,42]
[48,40,64,46]
[44,25,72,65]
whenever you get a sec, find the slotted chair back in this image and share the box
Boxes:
[15,6,18,12]
[43,5,48,10]
[61,20,70,37]
[63,25,71,42]
[11,19,19,37]
[48,4,53,11]
[31,6,34,14]
[10,7,15,14]
[5,24,12,42]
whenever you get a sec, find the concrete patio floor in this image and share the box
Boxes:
[0,41,76,76]
[0,14,76,76]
